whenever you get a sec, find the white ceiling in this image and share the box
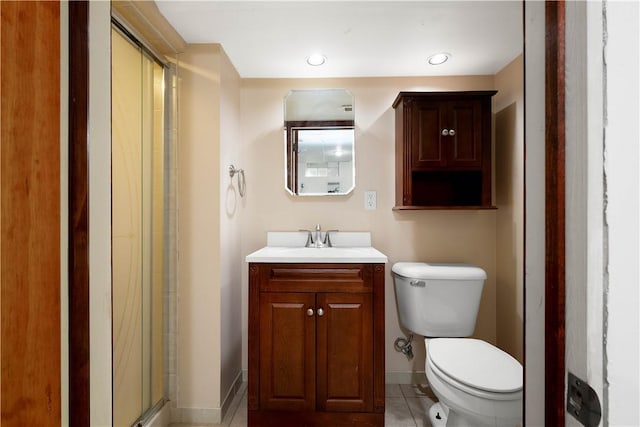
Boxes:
[156,1,523,79]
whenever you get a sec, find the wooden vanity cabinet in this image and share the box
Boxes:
[393,91,497,209]
[248,263,385,426]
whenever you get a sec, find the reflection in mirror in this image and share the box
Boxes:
[284,89,355,195]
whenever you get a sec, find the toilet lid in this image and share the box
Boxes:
[428,338,522,393]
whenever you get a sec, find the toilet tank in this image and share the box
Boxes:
[392,262,486,337]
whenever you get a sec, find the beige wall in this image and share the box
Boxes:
[177,44,223,411]
[176,43,242,422]
[239,76,502,378]
[494,55,525,363]
[218,48,244,404]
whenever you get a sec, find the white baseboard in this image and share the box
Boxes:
[170,371,244,424]
[170,406,221,424]
[221,372,244,420]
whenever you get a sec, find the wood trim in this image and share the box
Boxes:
[1,2,61,424]
[68,2,90,425]
[112,0,186,57]
[247,264,261,411]
[545,1,566,426]
[372,264,385,413]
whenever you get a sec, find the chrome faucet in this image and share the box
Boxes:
[323,229,338,247]
[299,226,321,247]
[300,229,314,247]
[314,224,323,248]
[299,224,338,248]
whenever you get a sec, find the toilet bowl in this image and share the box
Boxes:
[391,262,523,427]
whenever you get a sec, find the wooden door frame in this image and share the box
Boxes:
[544,1,566,426]
[68,2,90,425]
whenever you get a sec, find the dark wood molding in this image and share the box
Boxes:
[545,1,566,426]
[68,2,90,425]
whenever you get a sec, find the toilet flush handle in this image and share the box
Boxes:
[409,280,426,287]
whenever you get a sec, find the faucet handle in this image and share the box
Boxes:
[323,230,339,247]
[299,229,314,247]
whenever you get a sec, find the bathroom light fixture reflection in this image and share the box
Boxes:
[306,53,326,66]
[427,52,451,65]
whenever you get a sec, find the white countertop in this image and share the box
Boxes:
[246,246,388,263]
[246,231,387,263]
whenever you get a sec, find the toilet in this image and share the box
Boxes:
[392,262,523,427]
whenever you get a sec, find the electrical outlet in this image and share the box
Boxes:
[365,191,377,210]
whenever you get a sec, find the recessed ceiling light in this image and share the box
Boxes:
[306,54,326,66]
[427,52,451,66]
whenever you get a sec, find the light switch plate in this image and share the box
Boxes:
[365,191,377,210]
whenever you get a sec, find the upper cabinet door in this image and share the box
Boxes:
[411,101,446,168]
[411,99,483,170]
[446,99,483,167]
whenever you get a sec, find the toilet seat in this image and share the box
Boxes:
[427,338,522,398]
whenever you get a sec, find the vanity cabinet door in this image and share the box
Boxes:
[316,292,373,413]
[259,292,316,411]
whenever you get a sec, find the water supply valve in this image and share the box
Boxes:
[394,334,414,360]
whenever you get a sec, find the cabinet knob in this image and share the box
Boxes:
[441,129,449,136]
[317,307,325,317]
[306,308,314,317]
[449,129,456,136]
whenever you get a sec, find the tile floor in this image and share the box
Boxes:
[170,382,438,427]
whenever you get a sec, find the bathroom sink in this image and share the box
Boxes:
[245,231,387,263]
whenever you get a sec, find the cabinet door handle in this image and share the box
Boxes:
[449,129,456,136]
[441,129,449,136]
[317,307,325,317]
[306,308,314,317]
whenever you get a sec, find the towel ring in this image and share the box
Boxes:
[229,165,246,197]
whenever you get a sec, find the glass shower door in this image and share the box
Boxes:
[111,26,165,426]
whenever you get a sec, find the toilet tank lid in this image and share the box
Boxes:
[392,262,487,281]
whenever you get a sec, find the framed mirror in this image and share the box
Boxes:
[284,89,355,196]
